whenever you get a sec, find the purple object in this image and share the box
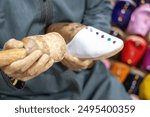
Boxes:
[118,0,150,6]
[142,45,150,71]
[127,4,150,37]
[112,0,136,30]
[118,0,137,5]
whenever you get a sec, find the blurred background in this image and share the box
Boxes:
[105,0,150,100]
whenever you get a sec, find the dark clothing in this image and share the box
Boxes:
[0,0,131,99]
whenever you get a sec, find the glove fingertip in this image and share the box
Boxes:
[4,39,24,49]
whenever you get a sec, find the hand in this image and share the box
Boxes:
[1,39,54,81]
[61,51,95,71]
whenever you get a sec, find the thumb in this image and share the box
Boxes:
[3,38,24,50]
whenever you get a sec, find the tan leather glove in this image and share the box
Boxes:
[1,33,66,81]
[61,51,95,71]
[2,39,54,81]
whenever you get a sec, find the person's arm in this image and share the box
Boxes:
[82,0,113,33]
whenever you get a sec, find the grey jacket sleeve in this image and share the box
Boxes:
[82,0,112,33]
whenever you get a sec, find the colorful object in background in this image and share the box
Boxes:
[101,59,111,69]
[109,26,125,60]
[133,0,150,6]
[111,61,130,83]
[123,67,145,95]
[127,3,150,37]
[119,0,150,6]
[111,0,136,30]
[141,45,150,71]
[139,74,150,100]
[110,26,126,40]
[147,32,150,44]
[121,35,147,66]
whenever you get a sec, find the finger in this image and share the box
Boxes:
[63,53,83,67]
[20,50,42,72]
[9,54,49,78]
[15,76,33,81]
[66,52,93,68]
[27,54,49,76]
[2,60,25,75]
[61,58,82,71]
[3,39,24,49]
[63,52,79,64]
[40,59,54,73]
[61,52,94,71]
[3,50,42,75]
[61,59,77,70]
[13,59,54,81]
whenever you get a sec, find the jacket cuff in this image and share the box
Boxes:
[0,70,25,89]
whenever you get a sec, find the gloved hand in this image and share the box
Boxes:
[1,32,66,81]
[47,23,124,71]
[61,51,95,71]
[1,39,54,81]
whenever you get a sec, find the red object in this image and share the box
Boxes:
[121,35,147,66]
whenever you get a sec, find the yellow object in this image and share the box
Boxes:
[139,74,150,100]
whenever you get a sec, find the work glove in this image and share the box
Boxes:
[1,39,54,81]
[61,51,94,71]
